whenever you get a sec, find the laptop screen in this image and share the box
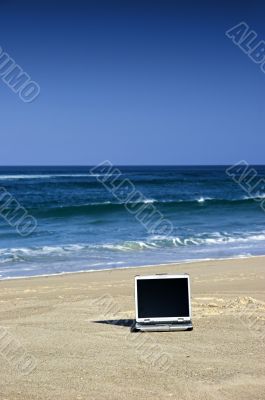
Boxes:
[137,277,190,319]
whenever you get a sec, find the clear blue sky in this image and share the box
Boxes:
[0,0,264,165]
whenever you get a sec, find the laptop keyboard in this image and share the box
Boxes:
[142,320,190,325]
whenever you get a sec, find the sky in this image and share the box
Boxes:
[0,0,265,165]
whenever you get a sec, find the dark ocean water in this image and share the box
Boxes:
[0,165,265,279]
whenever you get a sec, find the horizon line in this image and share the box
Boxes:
[0,164,264,167]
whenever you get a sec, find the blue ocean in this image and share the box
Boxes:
[0,166,265,280]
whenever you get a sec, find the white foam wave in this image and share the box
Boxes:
[125,198,156,205]
[149,232,265,247]
[1,232,265,265]
[242,194,265,200]
[142,199,156,204]
[102,241,157,251]
[196,196,213,203]
[0,173,116,180]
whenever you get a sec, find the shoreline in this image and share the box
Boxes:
[1,253,265,282]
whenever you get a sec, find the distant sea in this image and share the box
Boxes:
[0,165,265,280]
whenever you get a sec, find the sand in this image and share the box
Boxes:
[0,256,264,400]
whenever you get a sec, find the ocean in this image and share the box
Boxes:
[0,165,264,280]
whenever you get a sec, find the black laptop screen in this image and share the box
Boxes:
[137,278,190,318]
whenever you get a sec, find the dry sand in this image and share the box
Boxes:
[0,257,264,400]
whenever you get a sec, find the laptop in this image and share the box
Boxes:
[132,273,193,332]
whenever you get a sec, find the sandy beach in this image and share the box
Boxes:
[0,256,264,400]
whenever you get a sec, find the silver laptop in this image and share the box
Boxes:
[133,273,193,332]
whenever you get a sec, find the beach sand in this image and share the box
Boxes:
[0,257,264,400]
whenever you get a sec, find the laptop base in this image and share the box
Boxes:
[132,321,193,332]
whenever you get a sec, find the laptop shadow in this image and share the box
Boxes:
[93,319,135,327]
